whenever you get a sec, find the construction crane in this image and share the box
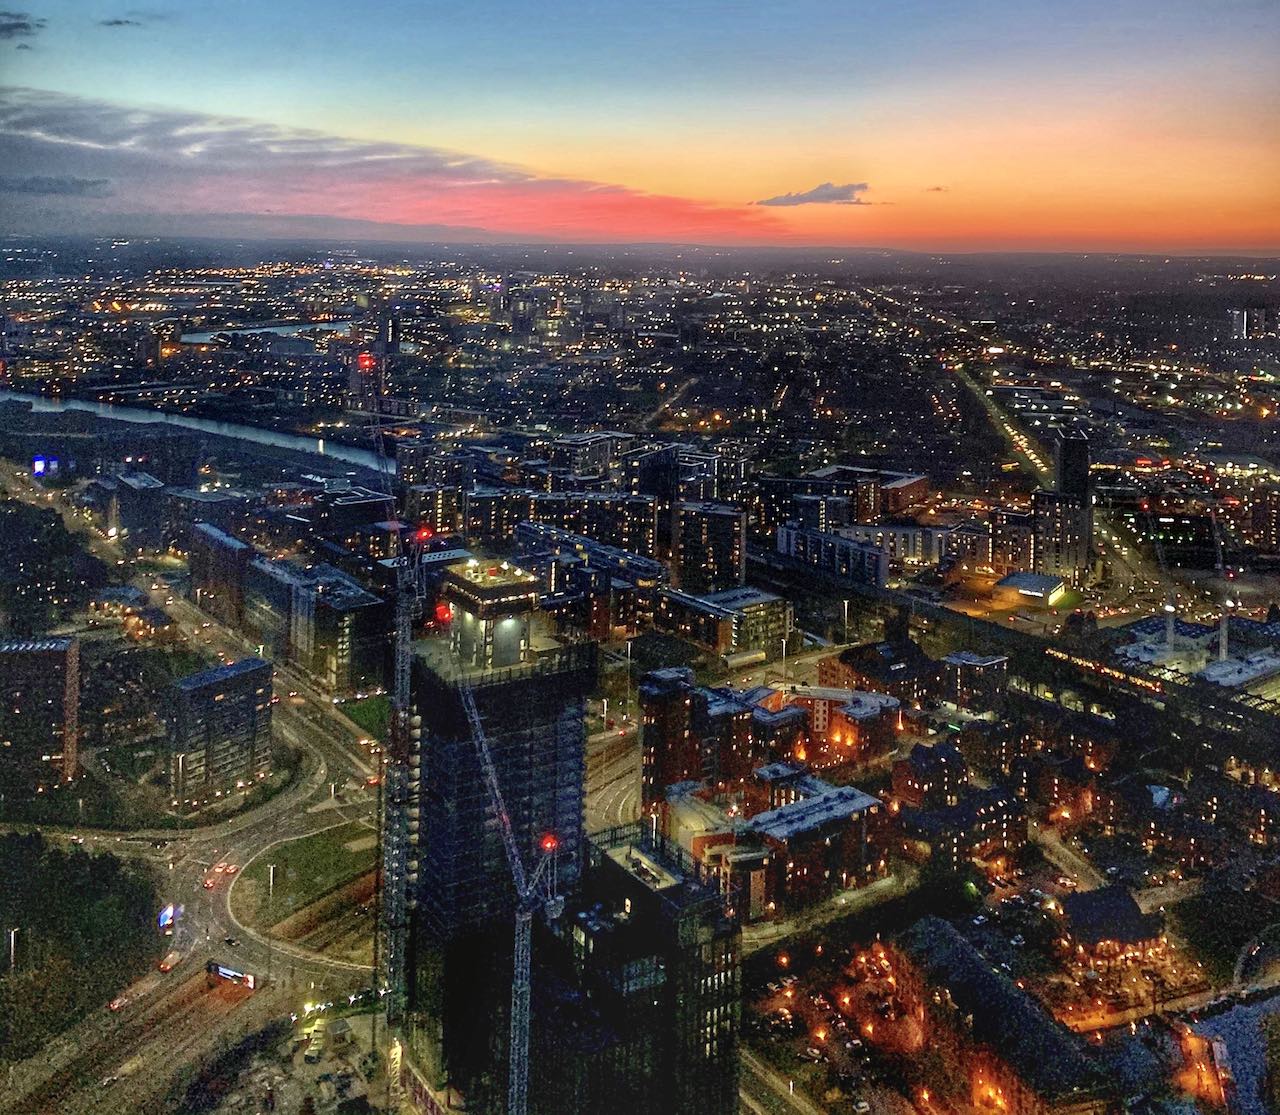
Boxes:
[358,342,421,1033]
[458,680,562,1115]
[358,333,552,1111]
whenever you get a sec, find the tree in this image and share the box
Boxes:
[0,833,160,1064]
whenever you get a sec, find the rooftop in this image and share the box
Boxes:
[702,586,784,610]
[898,917,1108,1101]
[192,521,250,551]
[605,844,681,892]
[943,651,1009,668]
[0,636,75,654]
[1123,615,1216,642]
[1060,885,1163,947]
[117,470,165,492]
[748,784,880,841]
[1197,649,1280,688]
[785,684,900,719]
[676,500,744,516]
[446,558,540,592]
[175,656,270,692]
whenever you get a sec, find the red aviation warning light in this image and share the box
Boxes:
[357,351,377,373]
[415,525,434,543]
[540,833,559,854]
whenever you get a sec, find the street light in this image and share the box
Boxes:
[267,864,276,986]
[8,927,17,973]
[625,639,633,721]
[841,599,849,644]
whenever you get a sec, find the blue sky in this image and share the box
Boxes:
[1,0,1276,248]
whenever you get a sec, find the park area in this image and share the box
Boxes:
[230,820,378,954]
[340,694,389,742]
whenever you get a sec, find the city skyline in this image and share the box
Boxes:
[1,0,1278,252]
[3,5,1280,1113]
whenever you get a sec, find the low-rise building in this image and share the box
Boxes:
[1057,886,1165,972]
[893,917,1113,1115]
[901,785,1026,871]
[892,741,968,809]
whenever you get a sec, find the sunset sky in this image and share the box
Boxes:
[1,0,1277,251]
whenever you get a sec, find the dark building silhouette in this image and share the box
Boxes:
[531,824,741,1115]
[165,657,272,806]
[0,636,79,791]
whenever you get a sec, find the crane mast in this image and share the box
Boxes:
[458,681,559,1115]
[362,345,416,1034]
[360,336,553,1113]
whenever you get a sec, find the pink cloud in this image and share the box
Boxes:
[0,85,784,243]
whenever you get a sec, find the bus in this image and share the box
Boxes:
[206,960,256,990]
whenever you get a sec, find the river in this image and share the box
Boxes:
[178,320,355,344]
[0,389,384,472]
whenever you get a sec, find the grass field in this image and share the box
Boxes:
[1168,889,1277,986]
[231,819,377,932]
[341,694,390,742]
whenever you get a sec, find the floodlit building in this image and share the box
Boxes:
[1056,886,1166,972]
[993,571,1067,610]
[893,917,1114,1115]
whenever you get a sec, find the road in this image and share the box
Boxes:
[857,289,1175,602]
[586,723,642,832]
[0,465,379,1114]
[1,465,868,1114]
[739,1047,916,1115]
[642,373,697,429]
[1026,821,1106,889]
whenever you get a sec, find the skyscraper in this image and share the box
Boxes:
[1230,306,1268,340]
[399,560,596,1113]
[1053,426,1092,502]
[1032,489,1090,585]
[1034,427,1093,585]
[531,824,741,1115]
